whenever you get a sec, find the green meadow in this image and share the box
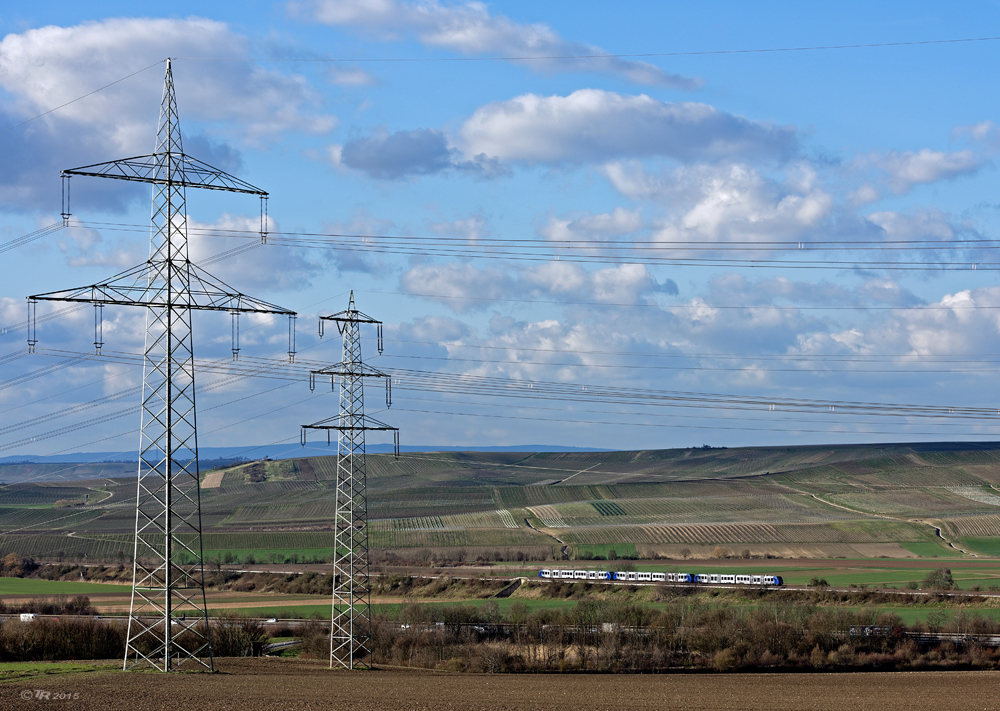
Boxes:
[0,577,126,596]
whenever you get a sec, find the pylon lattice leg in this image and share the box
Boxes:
[331,318,371,669]
[124,61,212,672]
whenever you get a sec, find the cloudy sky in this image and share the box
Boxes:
[3,1,1000,459]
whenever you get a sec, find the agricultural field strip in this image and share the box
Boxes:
[379,453,634,479]
[302,509,525,532]
[824,486,1000,515]
[370,516,457,531]
[375,452,836,485]
[0,507,103,529]
[557,520,930,545]
[771,483,908,523]
[528,505,568,528]
[950,516,1000,538]
[947,487,1000,507]
[370,529,545,547]
[542,495,852,525]
[223,503,341,523]
[828,491,991,516]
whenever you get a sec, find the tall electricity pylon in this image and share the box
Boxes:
[301,292,398,669]
[28,60,296,671]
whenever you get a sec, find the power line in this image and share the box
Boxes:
[397,393,996,431]
[0,222,64,255]
[392,406,999,438]
[379,352,1000,375]
[80,219,1000,250]
[368,289,1000,312]
[0,362,283,453]
[0,60,165,136]
[5,346,998,458]
[383,338,1000,362]
[1,303,88,335]
[22,347,1000,421]
[174,35,1000,64]
[62,220,1000,271]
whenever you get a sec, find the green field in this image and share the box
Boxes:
[215,597,582,619]
[570,543,639,559]
[0,577,127,595]
[3,443,1000,564]
[0,661,119,683]
[961,537,1000,556]
[900,541,952,557]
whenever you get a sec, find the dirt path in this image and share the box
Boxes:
[555,463,599,485]
[524,518,567,557]
[918,519,972,555]
[780,484,974,555]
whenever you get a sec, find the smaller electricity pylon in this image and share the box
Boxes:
[301,292,397,669]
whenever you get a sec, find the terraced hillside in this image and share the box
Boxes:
[2,442,1000,562]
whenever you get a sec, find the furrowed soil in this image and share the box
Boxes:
[2,659,997,711]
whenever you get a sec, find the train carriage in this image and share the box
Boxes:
[540,568,783,587]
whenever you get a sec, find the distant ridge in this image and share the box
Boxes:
[5,441,1000,465]
[2,440,999,485]
[0,443,614,465]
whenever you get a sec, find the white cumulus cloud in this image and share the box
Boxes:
[459,90,796,165]
[610,163,834,247]
[862,148,986,195]
[0,18,334,211]
[541,207,643,245]
[291,0,698,87]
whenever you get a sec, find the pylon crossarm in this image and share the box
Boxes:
[312,362,389,378]
[29,261,295,315]
[320,310,381,325]
[302,414,398,432]
[63,153,268,195]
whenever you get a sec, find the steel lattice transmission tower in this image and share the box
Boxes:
[28,59,296,671]
[301,292,398,669]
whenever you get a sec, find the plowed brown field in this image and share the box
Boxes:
[3,659,997,711]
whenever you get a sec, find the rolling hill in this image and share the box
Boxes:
[2,441,1000,563]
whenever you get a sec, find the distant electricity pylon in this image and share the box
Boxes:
[27,60,296,672]
[301,292,398,669]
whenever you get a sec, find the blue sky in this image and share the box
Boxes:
[3,1,1000,459]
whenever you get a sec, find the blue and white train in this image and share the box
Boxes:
[538,569,783,586]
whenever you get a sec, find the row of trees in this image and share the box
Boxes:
[0,615,267,662]
[0,594,95,616]
[353,598,1000,672]
[3,598,1000,670]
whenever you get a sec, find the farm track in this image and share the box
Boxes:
[922,520,973,555]
[523,517,568,557]
[778,484,976,554]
